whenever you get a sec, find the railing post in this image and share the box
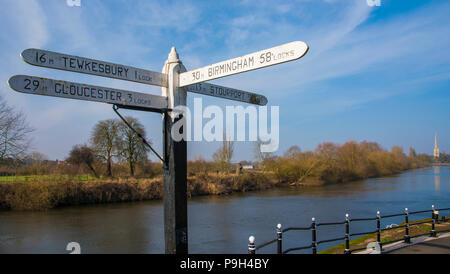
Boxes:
[248,236,256,254]
[344,213,351,254]
[404,208,410,243]
[277,224,282,254]
[431,205,437,237]
[311,217,317,254]
[376,211,382,249]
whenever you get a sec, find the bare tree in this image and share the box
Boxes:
[90,119,120,177]
[254,139,273,165]
[0,95,34,162]
[283,145,302,159]
[213,134,234,172]
[66,144,98,177]
[117,116,149,177]
[24,151,49,164]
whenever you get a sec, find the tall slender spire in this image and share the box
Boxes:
[434,133,439,158]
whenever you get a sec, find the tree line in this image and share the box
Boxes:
[261,141,431,185]
[0,94,440,180]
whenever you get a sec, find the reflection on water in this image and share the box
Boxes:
[435,166,440,191]
[0,166,449,254]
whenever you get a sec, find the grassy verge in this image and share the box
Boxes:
[0,175,97,183]
[319,218,450,254]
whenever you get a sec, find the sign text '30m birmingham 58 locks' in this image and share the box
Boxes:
[179,41,309,87]
[21,48,168,87]
[8,75,168,111]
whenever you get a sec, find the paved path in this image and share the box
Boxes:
[385,234,450,254]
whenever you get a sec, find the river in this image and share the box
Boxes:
[0,166,449,254]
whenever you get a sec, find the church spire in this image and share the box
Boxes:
[434,133,439,158]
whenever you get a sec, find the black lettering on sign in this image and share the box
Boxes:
[62,56,68,67]
[24,78,31,90]
[90,88,96,98]
[83,87,89,97]
[55,83,62,94]
[32,80,39,91]
[36,52,46,63]
[77,59,84,69]
[192,71,201,81]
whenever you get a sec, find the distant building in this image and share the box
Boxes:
[434,134,440,159]
[234,161,255,171]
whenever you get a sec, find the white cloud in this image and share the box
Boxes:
[0,0,49,49]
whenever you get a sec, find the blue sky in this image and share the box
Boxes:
[0,0,449,161]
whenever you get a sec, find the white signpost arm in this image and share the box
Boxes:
[8,75,168,112]
[179,41,308,87]
[21,48,168,87]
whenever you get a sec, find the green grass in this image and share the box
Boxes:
[318,233,394,254]
[319,218,445,254]
[0,175,96,183]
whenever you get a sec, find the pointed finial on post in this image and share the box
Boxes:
[168,46,179,63]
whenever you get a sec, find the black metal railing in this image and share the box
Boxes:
[248,205,450,254]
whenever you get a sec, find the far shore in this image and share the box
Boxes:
[0,165,432,211]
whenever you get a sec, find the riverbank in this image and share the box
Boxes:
[0,140,432,210]
[0,164,430,211]
[0,172,278,210]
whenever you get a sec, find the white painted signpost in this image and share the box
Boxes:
[8,41,309,254]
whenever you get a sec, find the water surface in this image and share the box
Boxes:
[0,166,448,253]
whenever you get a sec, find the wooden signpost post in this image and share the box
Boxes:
[8,41,308,254]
